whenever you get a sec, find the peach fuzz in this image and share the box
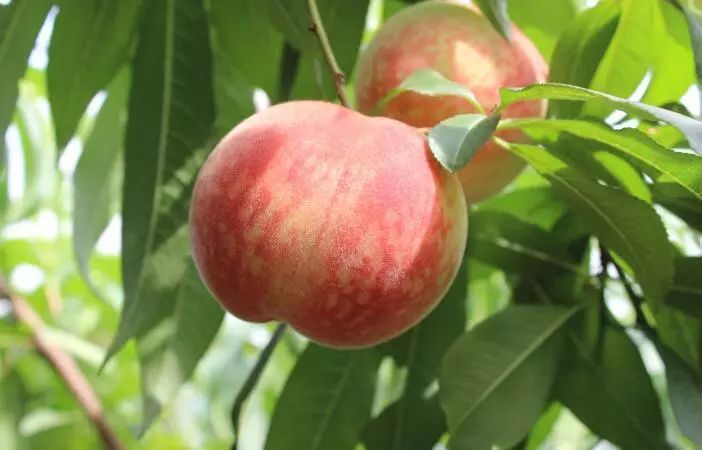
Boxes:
[189,101,467,348]
[355,0,548,204]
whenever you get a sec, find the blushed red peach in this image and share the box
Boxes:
[355,0,548,204]
[189,101,467,348]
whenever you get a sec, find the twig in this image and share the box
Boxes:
[306,0,350,107]
[230,323,287,450]
[611,263,657,338]
[0,277,123,450]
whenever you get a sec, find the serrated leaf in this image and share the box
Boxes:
[468,210,582,276]
[500,83,702,154]
[665,257,702,319]
[106,0,215,362]
[265,345,381,450]
[47,0,140,148]
[137,262,224,433]
[73,70,128,291]
[473,0,510,39]
[428,113,500,172]
[659,344,702,448]
[505,142,673,307]
[363,261,468,450]
[585,0,665,117]
[440,305,578,450]
[0,0,51,152]
[378,68,481,113]
[556,328,668,450]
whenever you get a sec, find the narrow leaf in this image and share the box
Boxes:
[106,0,215,361]
[665,257,702,319]
[265,345,381,450]
[505,142,673,307]
[660,344,702,448]
[0,0,51,152]
[440,305,578,449]
[47,0,140,148]
[500,119,702,202]
[137,262,224,432]
[473,0,511,39]
[500,83,702,154]
[378,68,482,114]
[428,113,500,172]
[557,328,668,450]
[73,70,128,289]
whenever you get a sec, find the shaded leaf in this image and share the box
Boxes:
[265,345,381,450]
[480,186,568,230]
[0,372,27,450]
[363,261,468,450]
[440,305,578,450]
[47,0,140,148]
[137,262,224,432]
[428,113,500,172]
[500,83,702,154]
[665,257,702,319]
[0,0,51,152]
[656,304,702,375]
[106,0,215,361]
[556,327,668,450]
[73,70,128,290]
[505,142,673,307]
[659,344,702,448]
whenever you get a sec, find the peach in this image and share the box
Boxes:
[355,0,548,204]
[189,101,467,348]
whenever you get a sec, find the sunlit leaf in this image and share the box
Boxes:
[473,0,510,39]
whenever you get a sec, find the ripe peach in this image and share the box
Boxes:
[189,101,467,348]
[355,1,548,204]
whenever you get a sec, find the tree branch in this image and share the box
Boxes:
[306,0,350,107]
[230,323,287,450]
[611,263,657,338]
[0,278,123,450]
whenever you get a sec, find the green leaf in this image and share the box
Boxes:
[642,2,696,106]
[106,0,215,362]
[137,262,224,433]
[440,305,578,450]
[265,345,381,450]
[505,142,673,307]
[0,372,27,450]
[73,70,128,291]
[508,0,582,59]
[468,210,582,276]
[525,402,562,450]
[585,0,665,117]
[428,113,500,172]
[500,83,702,155]
[363,261,468,450]
[655,190,702,233]
[480,186,568,230]
[501,119,702,202]
[659,344,702,448]
[557,327,668,450]
[208,0,283,132]
[656,304,702,375]
[547,0,620,118]
[0,0,51,151]
[473,0,510,39]
[379,68,482,113]
[665,257,702,319]
[47,0,140,148]
[677,0,702,104]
